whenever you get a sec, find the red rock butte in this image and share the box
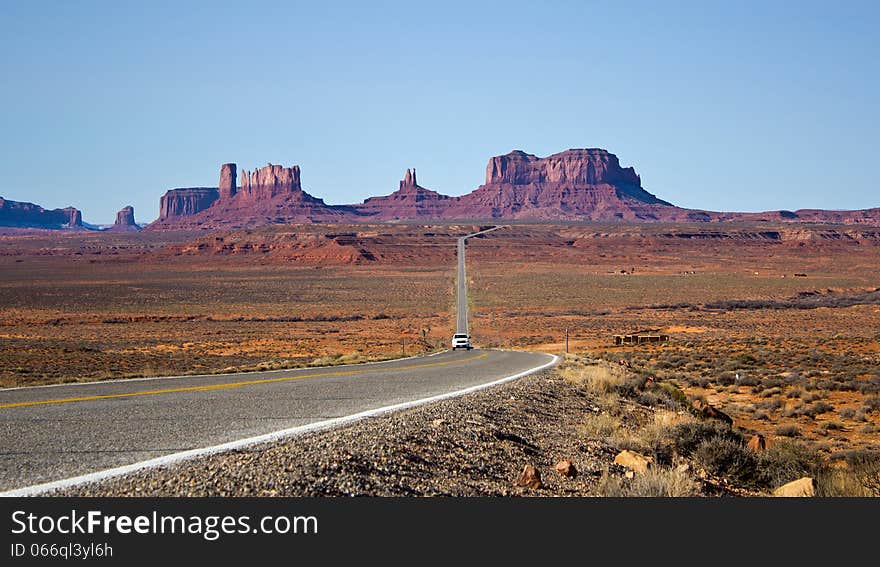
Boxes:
[145,149,880,228]
[356,168,452,220]
[7,147,879,230]
[0,196,83,230]
[152,162,351,229]
[148,149,693,228]
[107,205,140,232]
[445,148,675,221]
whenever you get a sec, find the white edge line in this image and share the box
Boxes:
[1,352,559,497]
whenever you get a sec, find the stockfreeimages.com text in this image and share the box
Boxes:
[11,510,317,541]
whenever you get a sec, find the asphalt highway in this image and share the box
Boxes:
[0,348,554,492]
[0,224,544,494]
[456,226,503,334]
[457,236,468,333]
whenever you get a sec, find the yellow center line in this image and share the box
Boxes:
[0,353,490,410]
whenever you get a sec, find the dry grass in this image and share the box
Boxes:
[558,356,627,395]
[597,467,702,497]
[818,467,880,497]
[561,355,880,496]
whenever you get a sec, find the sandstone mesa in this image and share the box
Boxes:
[3,148,879,229]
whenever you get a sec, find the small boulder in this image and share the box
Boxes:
[692,399,734,425]
[614,450,654,474]
[747,434,767,452]
[515,464,543,489]
[555,459,577,478]
[772,477,815,497]
[708,406,733,425]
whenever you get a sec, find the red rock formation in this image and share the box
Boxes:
[107,205,140,232]
[692,399,734,425]
[444,149,674,221]
[147,150,880,229]
[67,207,82,228]
[554,459,577,478]
[238,163,302,201]
[158,188,219,220]
[0,197,84,229]
[357,168,452,220]
[219,163,237,200]
[514,464,543,489]
[747,434,768,452]
[149,163,352,229]
[401,168,416,190]
[484,149,643,187]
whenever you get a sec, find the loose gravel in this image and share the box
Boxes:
[55,370,641,496]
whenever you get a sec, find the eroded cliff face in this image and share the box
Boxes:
[444,148,673,220]
[158,188,219,219]
[485,149,642,188]
[237,164,302,201]
[66,207,83,228]
[219,163,237,200]
[149,163,351,229]
[0,197,84,229]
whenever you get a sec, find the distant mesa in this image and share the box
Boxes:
[4,146,878,231]
[159,188,220,220]
[444,148,674,221]
[107,205,141,232]
[0,196,83,230]
[146,149,880,228]
[356,149,682,222]
[148,162,352,230]
[484,149,647,190]
[148,148,690,228]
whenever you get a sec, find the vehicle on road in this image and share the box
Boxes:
[451,333,473,350]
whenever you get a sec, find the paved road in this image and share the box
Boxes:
[0,348,554,492]
[456,226,503,334]
[0,223,530,494]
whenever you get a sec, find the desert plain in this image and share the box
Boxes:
[1,221,878,469]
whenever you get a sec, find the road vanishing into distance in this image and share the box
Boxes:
[0,224,556,495]
[456,226,503,334]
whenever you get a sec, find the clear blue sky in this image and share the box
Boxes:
[1,0,877,224]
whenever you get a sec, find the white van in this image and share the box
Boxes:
[451,333,473,350]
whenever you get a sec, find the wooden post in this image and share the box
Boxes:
[402,336,406,356]
[565,327,569,353]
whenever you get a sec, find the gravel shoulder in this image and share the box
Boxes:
[57,369,633,496]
